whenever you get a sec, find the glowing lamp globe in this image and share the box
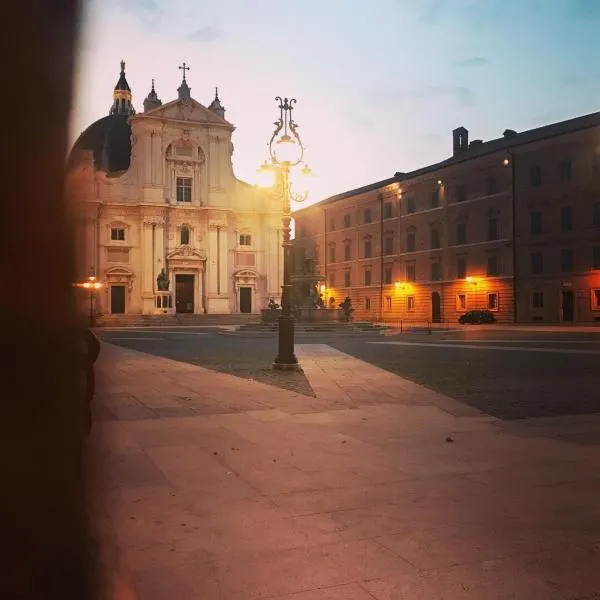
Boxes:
[290,163,314,200]
[273,134,300,164]
[255,160,276,187]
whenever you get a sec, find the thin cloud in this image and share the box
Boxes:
[567,0,600,19]
[188,26,223,42]
[454,57,488,68]
[404,85,477,107]
[368,85,477,108]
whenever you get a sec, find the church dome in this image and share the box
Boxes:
[68,114,132,174]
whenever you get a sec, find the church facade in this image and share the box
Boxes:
[67,62,283,316]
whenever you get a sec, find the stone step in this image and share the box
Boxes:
[218,329,385,338]
[237,321,386,332]
[95,314,259,327]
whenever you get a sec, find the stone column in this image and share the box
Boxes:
[214,138,221,188]
[206,223,230,313]
[154,223,165,287]
[144,132,152,185]
[141,222,154,314]
[157,136,165,187]
[208,137,218,189]
[219,226,229,299]
[208,224,219,295]
[194,162,200,205]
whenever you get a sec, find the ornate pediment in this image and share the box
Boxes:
[144,99,232,127]
[166,246,206,261]
[233,269,260,289]
[104,266,134,276]
[233,269,259,280]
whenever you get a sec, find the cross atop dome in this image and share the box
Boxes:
[179,62,190,82]
[177,62,191,100]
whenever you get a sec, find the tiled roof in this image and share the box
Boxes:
[294,110,600,215]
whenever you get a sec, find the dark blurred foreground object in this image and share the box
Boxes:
[458,309,497,325]
[78,329,101,435]
[0,0,100,599]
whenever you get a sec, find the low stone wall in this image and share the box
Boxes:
[261,308,345,323]
[295,308,343,322]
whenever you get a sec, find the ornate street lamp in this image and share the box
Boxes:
[81,268,102,327]
[258,97,312,370]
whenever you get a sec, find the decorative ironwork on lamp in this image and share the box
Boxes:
[257,96,313,370]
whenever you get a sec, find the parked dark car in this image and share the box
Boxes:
[458,310,497,325]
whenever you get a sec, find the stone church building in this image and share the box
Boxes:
[67,61,283,315]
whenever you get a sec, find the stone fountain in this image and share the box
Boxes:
[261,253,342,324]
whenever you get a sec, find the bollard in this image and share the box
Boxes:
[400,320,403,335]
[427,319,432,334]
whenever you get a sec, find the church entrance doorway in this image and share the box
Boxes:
[175,274,195,313]
[110,285,126,314]
[239,287,252,313]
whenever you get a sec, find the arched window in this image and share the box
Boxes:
[180,225,190,245]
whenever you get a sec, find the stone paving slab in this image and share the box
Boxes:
[92,342,600,600]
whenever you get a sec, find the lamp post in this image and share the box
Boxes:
[258,97,312,370]
[81,268,102,327]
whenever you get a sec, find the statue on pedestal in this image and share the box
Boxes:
[339,296,354,322]
[156,268,169,291]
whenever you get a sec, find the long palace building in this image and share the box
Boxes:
[293,112,600,324]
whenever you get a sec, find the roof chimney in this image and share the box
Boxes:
[452,127,469,156]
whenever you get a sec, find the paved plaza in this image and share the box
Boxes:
[98,326,600,419]
[91,326,600,599]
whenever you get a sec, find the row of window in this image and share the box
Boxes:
[359,289,600,313]
[329,187,464,231]
[359,292,500,313]
[327,218,500,262]
[529,203,600,234]
[326,244,600,287]
[328,199,600,238]
[532,289,600,310]
[327,255,500,288]
[530,246,600,274]
[109,226,253,248]
[528,155,600,186]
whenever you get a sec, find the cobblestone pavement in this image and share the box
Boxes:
[97,327,600,421]
[97,328,315,397]
[332,329,600,420]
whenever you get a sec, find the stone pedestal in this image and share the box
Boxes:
[154,291,174,314]
[261,309,282,323]
[294,308,343,322]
